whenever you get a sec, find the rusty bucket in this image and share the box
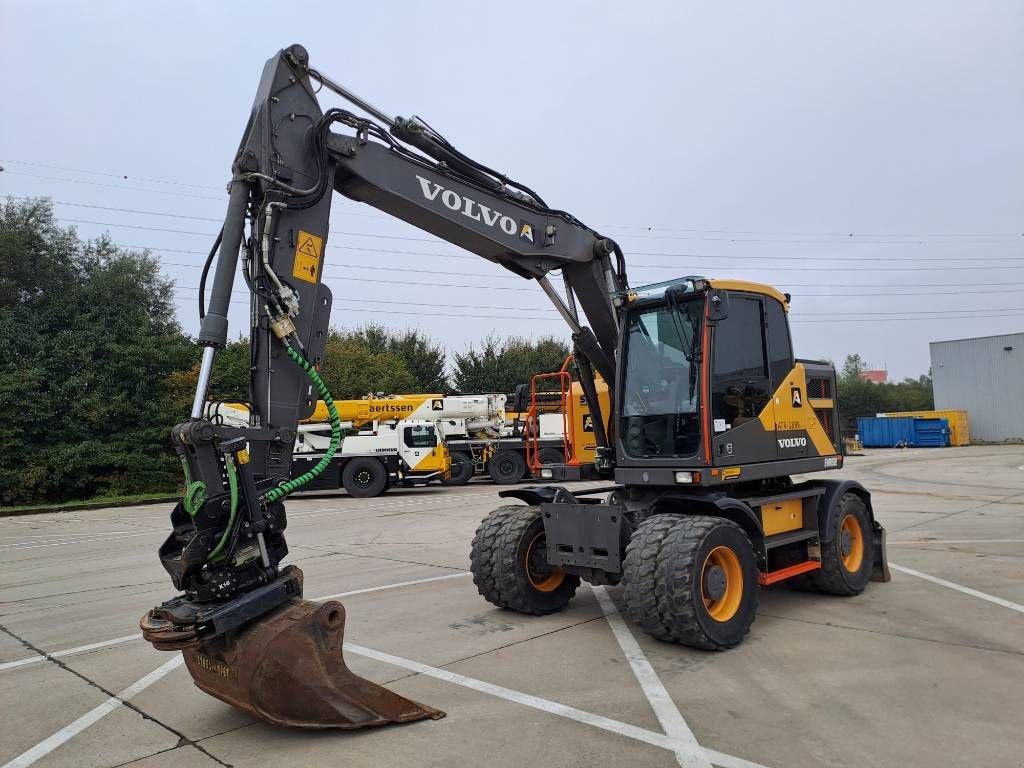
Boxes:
[144,597,444,729]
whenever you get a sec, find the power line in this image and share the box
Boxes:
[1,160,224,191]
[76,238,1024,288]
[116,241,1024,273]
[53,215,1024,263]
[2,172,227,201]
[6,162,1021,241]
[171,286,1023,321]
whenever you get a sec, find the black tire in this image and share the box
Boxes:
[470,505,580,615]
[442,451,474,486]
[488,449,526,485]
[341,457,388,498]
[538,448,565,466]
[801,493,873,596]
[621,515,682,641]
[622,514,759,650]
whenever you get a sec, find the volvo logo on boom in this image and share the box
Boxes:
[416,175,523,237]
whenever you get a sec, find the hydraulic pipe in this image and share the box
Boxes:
[537,276,584,335]
[197,180,250,348]
[309,69,395,128]
[190,346,216,419]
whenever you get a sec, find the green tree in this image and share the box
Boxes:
[840,353,867,381]
[451,335,571,393]
[836,353,934,433]
[344,324,447,392]
[0,199,194,504]
[319,332,417,398]
[168,337,251,413]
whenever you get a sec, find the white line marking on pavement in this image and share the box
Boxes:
[0,656,184,768]
[0,634,144,672]
[347,643,768,768]
[891,563,1024,614]
[0,531,162,551]
[0,530,144,540]
[315,571,470,601]
[1,569,768,768]
[592,586,711,768]
[0,572,472,673]
[889,539,1024,545]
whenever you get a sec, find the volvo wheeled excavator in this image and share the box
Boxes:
[142,44,889,730]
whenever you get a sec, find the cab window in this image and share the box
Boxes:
[403,425,436,448]
[765,298,793,388]
[711,296,770,428]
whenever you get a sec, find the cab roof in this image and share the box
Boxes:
[618,277,789,309]
[706,279,789,307]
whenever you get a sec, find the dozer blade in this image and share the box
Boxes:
[177,598,444,729]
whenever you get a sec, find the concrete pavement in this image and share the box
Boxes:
[1,446,1022,767]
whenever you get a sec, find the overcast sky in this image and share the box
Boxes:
[2,1,1021,380]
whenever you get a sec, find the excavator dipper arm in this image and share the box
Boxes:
[142,44,627,729]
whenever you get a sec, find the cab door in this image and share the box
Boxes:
[709,295,775,464]
[764,297,799,459]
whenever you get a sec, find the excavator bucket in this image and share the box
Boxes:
[143,597,444,729]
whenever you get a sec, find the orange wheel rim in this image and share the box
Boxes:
[701,546,743,622]
[525,532,565,592]
[840,514,864,572]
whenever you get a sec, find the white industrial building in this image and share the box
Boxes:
[930,332,1024,443]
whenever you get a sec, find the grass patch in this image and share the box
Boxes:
[1,492,178,516]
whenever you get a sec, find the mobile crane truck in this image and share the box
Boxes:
[141,44,889,730]
[301,388,599,485]
[208,401,449,496]
[305,392,513,485]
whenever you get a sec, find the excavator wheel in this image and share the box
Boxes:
[470,505,579,615]
[622,514,759,650]
[442,451,475,486]
[799,492,873,596]
[342,457,388,498]
[488,450,526,484]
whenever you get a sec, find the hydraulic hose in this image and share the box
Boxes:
[262,345,342,503]
[180,456,206,518]
[207,454,239,563]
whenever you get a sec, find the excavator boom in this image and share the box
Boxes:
[143,44,627,729]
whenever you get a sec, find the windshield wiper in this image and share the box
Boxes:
[665,289,701,404]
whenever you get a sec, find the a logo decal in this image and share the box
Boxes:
[431,399,444,411]
[778,437,808,449]
[791,386,803,407]
[416,175,519,236]
[519,223,534,243]
[582,414,594,432]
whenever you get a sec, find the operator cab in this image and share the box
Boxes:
[613,277,841,487]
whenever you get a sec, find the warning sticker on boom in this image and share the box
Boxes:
[292,230,323,284]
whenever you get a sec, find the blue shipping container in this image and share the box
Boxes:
[857,417,950,448]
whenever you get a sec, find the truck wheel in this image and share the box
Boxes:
[341,457,388,498]
[538,448,565,466]
[442,451,474,486]
[802,493,873,596]
[470,505,579,615]
[488,450,526,485]
[622,515,759,649]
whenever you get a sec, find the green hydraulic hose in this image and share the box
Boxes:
[262,345,342,504]
[206,453,238,563]
[180,457,206,518]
